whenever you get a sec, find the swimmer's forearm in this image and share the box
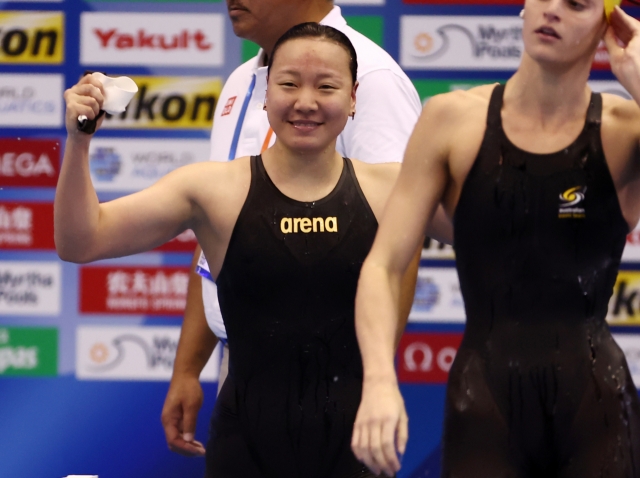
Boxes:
[54,135,101,262]
[356,260,401,382]
[427,206,453,245]
[396,248,421,347]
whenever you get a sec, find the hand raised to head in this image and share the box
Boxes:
[604,6,640,99]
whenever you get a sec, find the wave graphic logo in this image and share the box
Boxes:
[411,25,476,61]
[559,186,586,218]
[401,16,523,70]
[86,333,176,374]
[410,24,522,61]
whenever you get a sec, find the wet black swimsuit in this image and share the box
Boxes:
[447,84,640,477]
[205,155,377,478]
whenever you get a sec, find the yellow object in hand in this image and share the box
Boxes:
[604,0,623,21]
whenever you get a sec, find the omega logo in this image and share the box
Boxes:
[404,342,457,373]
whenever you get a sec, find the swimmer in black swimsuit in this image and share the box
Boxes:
[353,2,640,477]
[55,23,450,478]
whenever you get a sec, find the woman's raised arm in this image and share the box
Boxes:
[55,75,199,263]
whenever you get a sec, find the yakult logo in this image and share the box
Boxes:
[397,333,462,383]
[81,13,224,67]
[401,16,523,70]
[93,28,211,51]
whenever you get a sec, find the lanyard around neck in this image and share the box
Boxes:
[228,73,257,161]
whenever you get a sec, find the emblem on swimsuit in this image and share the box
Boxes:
[559,186,586,219]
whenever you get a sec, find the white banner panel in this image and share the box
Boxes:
[88,138,210,192]
[613,334,640,388]
[0,261,61,315]
[623,223,640,263]
[80,12,224,67]
[401,15,523,70]
[588,80,631,100]
[410,267,466,323]
[76,326,220,382]
[0,74,63,127]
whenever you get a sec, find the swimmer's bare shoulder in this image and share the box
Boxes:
[350,159,399,221]
[600,93,640,229]
[601,94,640,176]
[163,155,251,239]
[442,85,495,185]
[427,84,494,163]
[166,155,251,276]
[186,155,251,205]
[401,85,494,213]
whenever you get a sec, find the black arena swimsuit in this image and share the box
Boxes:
[446,84,640,477]
[205,155,378,478]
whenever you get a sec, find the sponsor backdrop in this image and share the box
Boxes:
[1,1,639,477]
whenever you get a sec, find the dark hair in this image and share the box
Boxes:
[267,23,358,85]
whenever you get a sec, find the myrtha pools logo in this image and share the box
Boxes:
[411,24,521,62]
[88,333,176,373]
[558,186,586,219]
[401,16,523,70]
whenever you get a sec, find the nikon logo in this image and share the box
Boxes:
[280,217,338,234]
[101,76,222,130]
[0,12,64,64]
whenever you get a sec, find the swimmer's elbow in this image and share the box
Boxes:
[54,234,97,264]
[361,254,396,281]
[56,246,92,264]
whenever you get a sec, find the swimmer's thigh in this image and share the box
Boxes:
[441,351,521,478]
[558,368,640,478]
[205,377,262,478]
